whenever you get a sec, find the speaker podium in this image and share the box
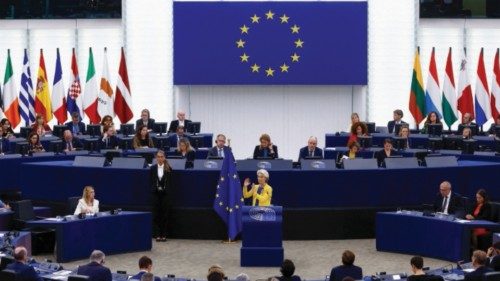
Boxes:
[241,206,283,267]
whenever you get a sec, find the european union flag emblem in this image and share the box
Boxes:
[213,148,243,240]
[174,1,367,85]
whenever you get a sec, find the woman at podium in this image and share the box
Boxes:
[243,169,273,206]
[74,186,99,215]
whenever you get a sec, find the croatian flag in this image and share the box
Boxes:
[67,48,84,118]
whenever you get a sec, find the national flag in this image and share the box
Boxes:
[19,49,36,126]
[442,47,458,127]
[83,47,99,124]
[114,47,133,123]
[51,48,67,124]
[0,83,3,113]
[457,48,475,120]
[98,47,114,119]
[409,49,426,124]
[491,48,500,120]
[35,49,52,122]
[474,48,491,126]
[67,48,83,118]
[2,49,21,128]
[213,149,243,240]
[425,47,442,119]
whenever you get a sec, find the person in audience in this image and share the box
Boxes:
[100,125,118,150]
[329,250,363,281]
[151,150,172,242]
[421,111,441,134]
[27,132,45,154]
[348,113,360,131]
[208,134,231,158]
[347,122,368,145]
[375,139,398,167]
[488,116,500,136]
[1,118,15,138]
[208,264,225,277]
[100,115,113,127]
[298,136,323,160]
[466,189,492,249]
[31,114,52,136]
[243,169,273,206]
[277,259,301,281]
[236,273,250,281]
[6,246,43,281]
[407,256,443,281]
[464,250,492,281]
[207,267,225,281]
[462,127,473,140]
[387,109,407,134]
[168,125,186,148]
[175,138,195,168]
[168,110,192,133]
[133,125,154,149]
[253,133,278,159]
[74,186,99,215]
[0,126,9,155]
[62,129,82,152]
[141,273,154,281]
[130,256,162,281]
[76,250,112,281]
[432,181,464,216]
[65,111,86,136]
[457,113,477,136]
[486,242,500,271]
[398,125,412,149]
[135,109,156,132]
[0,197,11,210]
[340,141,359,163]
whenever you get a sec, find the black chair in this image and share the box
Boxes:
[68,275,90,281]
[0,269,17,281]
[489,202,500,223]
[484,272,500,281]
[0,256,14,271]
[68,196,80,215]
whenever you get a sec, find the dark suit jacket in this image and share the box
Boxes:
[253,145,278,159]
[470,202,492,221]
[433,192,464,216]
[135,118,156,131]
[387,120,407,134]
[464,266,492,281]
[77,261,112,281]
[65,121,86,135]
[100,135,118,150]
[278,275,302,281]
[298,146,323,160]
[488,255,500,271]
[168,134,186,148]
[175,150,195,168]
[457,122,479,136]
[375,149,399,167]
[329,264,363,281]
[150,164,172,192]
[130,271,162,281]
[6,261,43,281]
[207,146,231,158]
[63,138,83,150]
[168,119,192,133]
[488,124,499,135]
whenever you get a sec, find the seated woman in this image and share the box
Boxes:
[253,133,278,159]
[135,109,155,132]
[462,127,472,140]
[420,111,442,134]
[133,125,154,149]
[175,138,195,168]
[347,122,368,145]
[243,169,272,206]
[100,115,114,133]
[0,118,15,138]
[27,132,45,154]
[398,125,412,149]
[375,139,398,167]
[31,114,52,136]
[74,186,99,215]
[100,125,118,150]
[466,189,492,249]
[347,112,360,132]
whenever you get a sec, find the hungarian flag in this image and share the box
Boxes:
[3,49,21,128]
[83,47,99,124]
[51,48,67,124]
[114,47,133,123]
[475,48,491,126]
[67,48,83,118]
[409,49,426,124]
[425,47,442,119]
[457,48,474,120]
[98,47,114,119]
[491,48,500,120]
[442,47,458,127]
[35,49,52,122]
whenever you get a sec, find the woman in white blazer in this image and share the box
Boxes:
[74,186,99,215]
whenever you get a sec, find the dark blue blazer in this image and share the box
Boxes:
[433,192,465,216]
[278,275,302,281]
[298,146,323,160]
[207,146,231,158]
[253,145,278,159]
[0,137,8,154]
[135,118,156,131]
[130,271,162,281]
[464,266,492,281]
[6,261,43,281]
[63,138,83,150]
[100,135,118,150]
[65,121,86,135]
[168,134,188,148]
[387,120,407,134]
[76,261,112,281]
[329,264,363,281]
[168,119,192,133]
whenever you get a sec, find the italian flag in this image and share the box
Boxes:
[3,49,21,128]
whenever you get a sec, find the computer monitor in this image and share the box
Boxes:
[495,125,500,138]
[153,137,169,151]
[394,123,404,136]
[86,124,101,137]
[427,124,443,136]
[15,142,29,155]
[187,122,201,135]
[52,125,67,138]
[392,137,407,151]
[189,135,205,149]
[427,137,443,152]
[357,136,372,149]
[464,124,478,136]
[118,137,133,150]
[364,122,376,134]
[461,139,476,155]
[20,127,32,138]
[120,124,135,137]
[83,138,100,152]
[154,122,168,136]
[49,140,63,154]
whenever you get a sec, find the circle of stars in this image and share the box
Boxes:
[235,10,304,77]
[214,173,244,214]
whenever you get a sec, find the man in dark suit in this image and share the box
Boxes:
[465,250,492,281]
[135,109,156,132]
[130,256,162,281]
[5,246,43,281]
[457,113,478,136]
[168,111,191,133]
[76,250,112,281]
[207,134,231,158]
[100,125,118,150]
[168,126,187,148]
[329,250,363,281]
[387,109,407,134]
[486,242,500,271]
[298,136,323,160]
[253,133,278,159]
[432,181,465,217]
[65,111,86,136]
[62,130,83,152]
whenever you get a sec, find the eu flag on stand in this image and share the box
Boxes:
[213,149,243,240]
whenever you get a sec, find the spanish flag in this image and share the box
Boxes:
[35,49,52,122]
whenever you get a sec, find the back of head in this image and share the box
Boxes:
[410,256,424,270]
[13,247,27,262]
[90,250,105,264]
[236,273,250,281]
[342,250,355,266]
[141,272,154,281]
[473,250,487,266]
[207,270,224,281]
[139,256,153,270]
[280,259,296,278]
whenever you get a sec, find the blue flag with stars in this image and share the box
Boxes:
[213,148,243,240]
[174,1,367,85]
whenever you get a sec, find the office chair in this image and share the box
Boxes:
[68,196,81,214]
[0,269,17,281]
[68,275,90,281]
[484,272,500,281]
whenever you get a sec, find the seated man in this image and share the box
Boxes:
[62,130,83,152]
[408,256,443,281]
[208,134,231,158]
[135,109,156,132]
[298,136,323,160]
[486,242,500,271]
[465,250,492,281]
[168,110,191,133]
[100,125,118,150]
[65,111,86,136]
[457,113,478,136]
[387,109,407,134]
[432,181,464,216]
[6,246,43,281]
[277,259,301,281]
[329,250,363,281]
[76,250,112,281]
[168,126,187,148]
[130,256,161,281]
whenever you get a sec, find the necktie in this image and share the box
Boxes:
[218,148,222,157]
[309,150,313,157]
[442,196,448,213]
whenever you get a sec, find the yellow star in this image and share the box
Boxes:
[294,39,304,48]
[280,63,290,73]
[235,205,239,209]
[265,10,274,20]
[280,14,289,23]
[226,207,229,211]
[220,176,225,181]
[233,174,238,179]
[219,202,223,206]
[240,53,250,62]
[291,24,300,34]
[216,194,219,198]
[235,39,245,48]
[251,63,260,73]
[240,198,244,202]
[229,208,233,213]
[265,67,275,77]
[216,185,220,189]
[240,25,250,34]
[291,53,300,62]
[250,14,260,23]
